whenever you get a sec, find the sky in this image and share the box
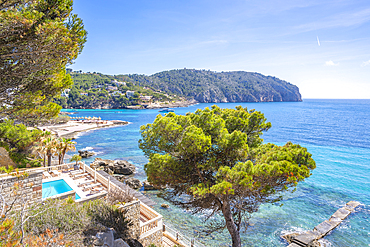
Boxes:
[69,0,370,99]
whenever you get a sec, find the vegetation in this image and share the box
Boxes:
[0,0,87,125]
[128,69,302,103]
[58,69,301,109]
[0,165,135,246]
[139,105,316,247]
[70,154,81,166]
[55,71,181,109]
[24,199,130,244]
[0,120,43,167]
[0,121,77,168]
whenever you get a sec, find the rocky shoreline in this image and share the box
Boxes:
[89,158,159,191]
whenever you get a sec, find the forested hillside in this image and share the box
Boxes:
[54,72,180,109]
[57,69,301,109]
[125,69,302,103]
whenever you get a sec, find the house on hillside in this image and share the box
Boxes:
[140,95,152,101]
[111,79,126,86]
[126,91,135,99]
[106,86,118,91]
[110,91,123,97]
[61,89,71,97]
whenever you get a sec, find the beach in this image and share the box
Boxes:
[38,120,129,139]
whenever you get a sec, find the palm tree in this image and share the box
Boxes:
[34,131,53,166]
[59,138,76,165]
[34,144,47,167]
[43,137,57,167]
[70,154,82,166]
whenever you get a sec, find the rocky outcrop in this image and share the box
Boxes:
[78,150,95,158]
[113,160,135,175]
[0,147,15,168]
[125,178,142,189]
[91,158,136,175]
[142,180,162,190]
[92,228,131,247]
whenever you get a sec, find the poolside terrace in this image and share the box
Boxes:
[42,165,108,201]
[1,163,204,246]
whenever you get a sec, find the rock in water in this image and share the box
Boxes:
[90,157,113,169]
[113,160,135,175]
[125,178,142,189]
[78,150,95,158]
[142,180,159,190]
[104,167,114,175]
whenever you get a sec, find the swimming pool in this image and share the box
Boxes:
[42,179,81,200]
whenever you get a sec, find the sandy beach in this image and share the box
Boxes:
[38,120,129,139]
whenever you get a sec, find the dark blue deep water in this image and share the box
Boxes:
[63,99,370,246]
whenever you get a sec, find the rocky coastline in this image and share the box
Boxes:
[89,158,158,191]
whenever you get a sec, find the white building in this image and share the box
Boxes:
[126,91,135,99]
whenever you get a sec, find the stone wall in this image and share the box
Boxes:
[139,229,163,247]
[119,200,141,239]
[0,170,43,210]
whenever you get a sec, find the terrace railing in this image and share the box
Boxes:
[163,224,206,247]
[139,202,163,238]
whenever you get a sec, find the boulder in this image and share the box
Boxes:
[95,228,114,247]
[78,150,95,158]
[90,158,114,169]
[126,239,143,247]
[0,147,16,168]
[142,180,161,190]
[125,178,142,189]
[114,174,126,182]
[113,160,135,175]
[114,239,130,247]
[104,167,114,176]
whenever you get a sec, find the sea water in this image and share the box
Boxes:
[63,99,370,246]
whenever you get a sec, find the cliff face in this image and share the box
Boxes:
[128,69,302,103]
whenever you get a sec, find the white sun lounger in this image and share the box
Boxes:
[50,170,61,177]
[78,179,94,187]
[70,170,83,176]
[88,189,107,196]
[43,171,52,179]
[73,173,86,179]
[83,182,102,191]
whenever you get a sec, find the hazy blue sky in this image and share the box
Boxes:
[69,0,370,99]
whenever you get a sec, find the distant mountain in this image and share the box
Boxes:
[125,69,302,103]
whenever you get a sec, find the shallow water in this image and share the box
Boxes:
[63,99,370,246]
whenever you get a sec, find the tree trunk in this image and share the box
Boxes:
[221,200,241,247]
[47,153,52,167]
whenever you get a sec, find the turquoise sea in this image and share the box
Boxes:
[63,99,370,246]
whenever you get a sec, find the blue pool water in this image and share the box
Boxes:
[63,99,370,246]
[42,179,81,200]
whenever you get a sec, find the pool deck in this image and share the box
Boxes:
[42,169,107,201]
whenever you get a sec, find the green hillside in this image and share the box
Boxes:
[125,69,302,103]
[56,69,301,109]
